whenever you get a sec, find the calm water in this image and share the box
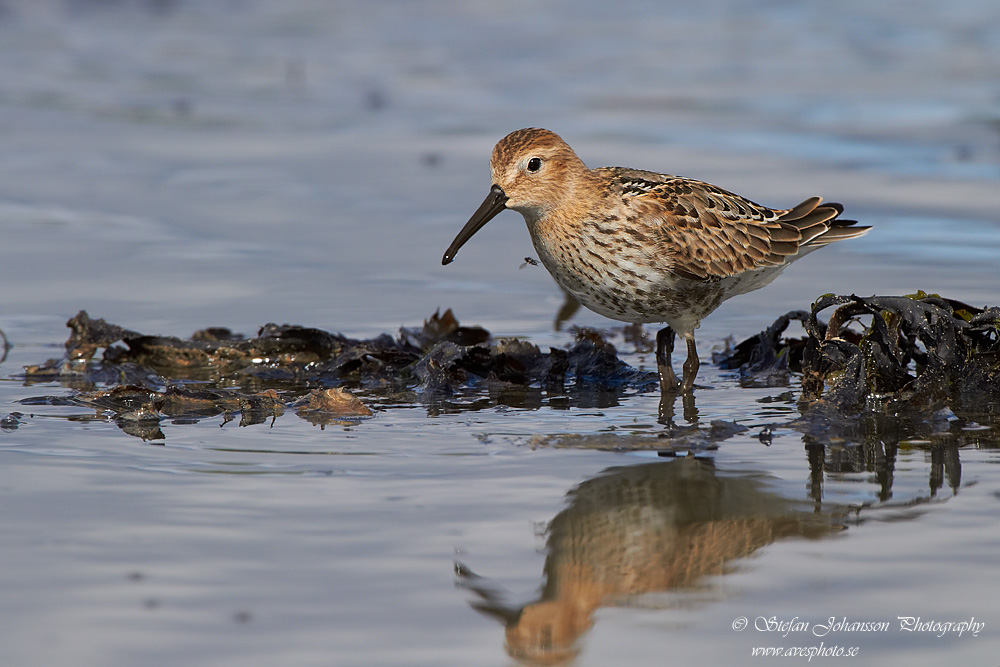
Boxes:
[1,1,1000,665]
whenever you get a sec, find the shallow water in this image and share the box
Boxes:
[2,1,1000,665]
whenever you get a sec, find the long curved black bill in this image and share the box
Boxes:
[441,184,508,265]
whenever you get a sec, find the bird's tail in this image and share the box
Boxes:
[779,197,871,247]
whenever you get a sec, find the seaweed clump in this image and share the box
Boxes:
[17,309,657,439]
[718,292,1000,420]
[801,294,1000,413]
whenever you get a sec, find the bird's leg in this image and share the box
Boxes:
[553,290,581,331]
[657,393,676,426]
[682,390,698,423]
[655,327,679,392]
[658,329,701,426]
[680,335,699,393]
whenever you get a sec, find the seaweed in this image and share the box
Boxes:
[714,293,1000,451]
[16,309,657,438]
[800,294,1000,415]
[13,293,1000,442]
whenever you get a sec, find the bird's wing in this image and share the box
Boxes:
[604,170,864,281]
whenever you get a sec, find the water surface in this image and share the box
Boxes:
[1,1,999,665]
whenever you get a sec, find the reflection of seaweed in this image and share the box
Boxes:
[460,458,839,666]
[0,326,10,365]
[804,431,965,510]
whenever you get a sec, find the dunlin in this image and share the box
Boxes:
[442,128,870,392]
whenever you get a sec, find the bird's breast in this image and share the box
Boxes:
[526,213,690,323]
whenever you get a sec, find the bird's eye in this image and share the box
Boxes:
[526,157,542,172]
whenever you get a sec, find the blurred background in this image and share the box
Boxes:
[1,0,998,341]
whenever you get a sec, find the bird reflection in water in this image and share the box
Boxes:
[458,457,839,665]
